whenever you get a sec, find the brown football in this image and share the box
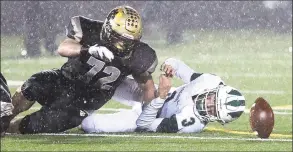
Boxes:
[249,97,274,138]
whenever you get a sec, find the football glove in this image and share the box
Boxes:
[88,44,114,62]
[0,101,13,117]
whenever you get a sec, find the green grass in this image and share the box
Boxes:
[2,134,291,151]
[1,30,292,151]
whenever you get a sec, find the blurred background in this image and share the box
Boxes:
[1,1,292,58]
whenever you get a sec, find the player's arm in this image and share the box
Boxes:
[162,58,203,84]
[136,75,205,133]
[136,74,182,133]
[136,103,204,133]
[58,16,114,61]
[132,54,158,103]
[57,16,84,57]
[132,74,157,104]
[58,38,83,57]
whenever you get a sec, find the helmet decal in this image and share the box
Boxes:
[227,89,242,96]
[228,111,244,118]
[224,99,245,107]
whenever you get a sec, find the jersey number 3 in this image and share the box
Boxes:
[83,56,121,90]
[181,117,195,127]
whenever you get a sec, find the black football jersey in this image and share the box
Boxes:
[0,73,11,104]
[61,16,158,98]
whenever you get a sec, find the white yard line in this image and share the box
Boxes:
[241,90,287,95]
[6,133,292,142]
[243,109,292,115]
[29,107,126,112]
[27,107,292,115]
[218,73,292,78]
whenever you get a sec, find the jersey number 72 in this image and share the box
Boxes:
[82,56,121,90]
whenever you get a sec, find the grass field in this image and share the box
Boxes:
[1,30,292,151]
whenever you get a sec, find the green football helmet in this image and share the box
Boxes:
[194,85,246,124]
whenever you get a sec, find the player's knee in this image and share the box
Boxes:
[18,110,54,134]
[20,78,44,102]
[18,115,36,134]
[20,82,38,102]
[81,116,96,133]
[0,116,12,134]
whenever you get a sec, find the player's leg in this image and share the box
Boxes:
[112,77,144,106]
[81,106,141,133]
[8,105,87,134]
[10,86,35,118]
[10,69,62,119]
[9,85,88,134]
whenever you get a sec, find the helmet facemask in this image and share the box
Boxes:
[193,87,220,123]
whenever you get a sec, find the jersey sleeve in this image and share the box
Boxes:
[130,43,158,76]
[163,58,201,84]
[65,16,103,46]
[66,16,83,42]
[163,58,224,85]
[188,73,225,90]
[136,97,165,132]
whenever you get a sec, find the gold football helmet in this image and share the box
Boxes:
[101,6,142,57]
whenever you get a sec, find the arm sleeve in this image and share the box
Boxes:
[163,58,202,84]
[136,97,165,131]
[66,16,83,42]
[131,43,158,82]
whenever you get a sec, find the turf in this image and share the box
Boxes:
[1,30,292,151]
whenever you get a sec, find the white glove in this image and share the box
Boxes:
[1,102,14,117]
[88,44,114,62]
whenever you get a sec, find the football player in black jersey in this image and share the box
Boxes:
[0,73,14,137]
[7,6,158,134]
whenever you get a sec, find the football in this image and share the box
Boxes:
[249,97,274,138]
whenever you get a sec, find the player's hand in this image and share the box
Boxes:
[0,102,13,117]
[158,74,172,99]
[88,44,114,62]
[160,63,175,78]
